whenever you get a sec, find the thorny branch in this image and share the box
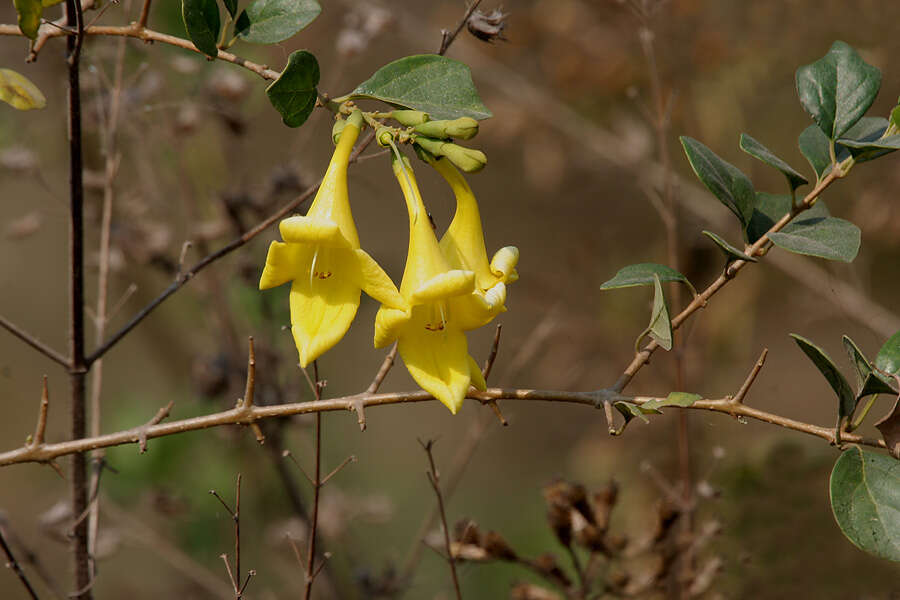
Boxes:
[1,378,886,469]
[438,0,483,55]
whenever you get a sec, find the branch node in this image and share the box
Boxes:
[138,400,174,453]
[351,397,367,432]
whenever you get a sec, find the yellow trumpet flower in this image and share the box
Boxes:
[260,111,405,367]
[374,154,487,414]
[429,155,519,331]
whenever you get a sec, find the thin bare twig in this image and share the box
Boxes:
[304,361,323,600]
[138,0,152,27]
[732,349,768,405]
[438,0,483,55]
[0,526,39,600]
[30,377,51,447]
[210,474,250,598]
[366,342,398,395]
[481,324,507,425]
[137,401,174,453]
[420,439,463,599]
[0,315,69,368]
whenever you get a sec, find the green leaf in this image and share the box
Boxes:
[739,133,808,191]
[647,274,672,351]
[182,0,221,58]
[680,136,755,230]
[796,41,882,139]
[702,230,757,263]
[745,193,791,244]
[768,215,860,263]
[641,392,701,412]
[13,0,42,40]
[600,263,696,297]
[875,331,900,378]
[843,335,897,399]
[265,50,319,127]
[791,333,856,419]
[222,0,238,18]
[837,117,899,163]
[891,98,900,130]
[798,125,834,179]
[235,0,320,44]
[614,401,650,425]
[339,55,492,121]
[0,68,46,110]
[829,446,900,561]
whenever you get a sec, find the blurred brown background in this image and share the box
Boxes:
[1,0,899,597]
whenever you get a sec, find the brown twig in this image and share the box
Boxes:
[30,377,51,447]
[241,338,265,444]
[420,439,463,599]
[1,384,888,467]
[210,474,250,598]
[731,349,768,405]
[0,525,39,600]
[64,0,90,596]
[438,0,483,55]
[304,361,323,600]
[138,0,152,27]
[137,401,174,454]
[0,315,69,368]
[481,324,507,425]
[366,342,398,395]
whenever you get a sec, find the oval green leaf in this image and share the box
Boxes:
[265,49,319,128]
[829,446,900,561]
[182,0,221,58]
[647,274,672,351]
[680,136,755,230]
[641,392,701,412]
[842,335,897,400]
[235,0,321,44]
[768,216,860,263]
[702,230,757,263]
[600,262,696,297]
[791,333,856,419]
[798,124,834,180]
[837,117,899,163]
[0,68,46,110]
[875,330,900,378]
[739,133,808,191]
[338,54,492,121]
[13,0,42,40]
[796,41,882,140]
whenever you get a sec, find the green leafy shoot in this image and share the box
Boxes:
[235,0,321,44]
[680,136,755,231]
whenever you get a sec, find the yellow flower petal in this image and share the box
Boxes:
[355,249,406,310]
[303,111,364,249]
[279,216,352,248]
[259,241,306,290]
[374,306,410,348]
[288,247,361,367]
[468,355,487,391]
[450,283,506,331]
[398,307,472,414]
[489,246,519,284]
[411,269,475,304]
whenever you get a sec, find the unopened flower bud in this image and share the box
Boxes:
[391,110,430,126]
[414,137,487,173]
[413,117,479,140]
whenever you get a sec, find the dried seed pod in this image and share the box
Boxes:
[531,553,572,588]
[592,480,619,533]
[467,8,508,44]
[483,530,517,561]
[650,500,680,543]
[454,518,481,546]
